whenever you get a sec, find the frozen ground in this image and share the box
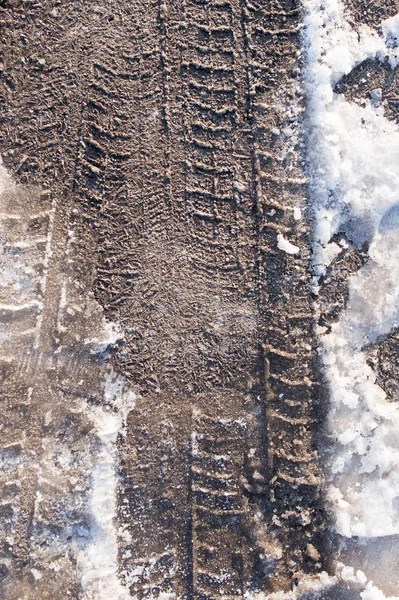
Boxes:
[1,0,399,597]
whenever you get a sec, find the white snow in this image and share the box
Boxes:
[293,206,302,221]
[382,15,399,68]
[303,0,399,541]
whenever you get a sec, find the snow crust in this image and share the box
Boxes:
[303,0,399,542]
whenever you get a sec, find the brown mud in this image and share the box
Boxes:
[0,0,397,598]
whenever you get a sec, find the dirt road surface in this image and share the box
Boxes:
[0,0,398,598]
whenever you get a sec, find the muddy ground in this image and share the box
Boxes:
[0,0,398,598]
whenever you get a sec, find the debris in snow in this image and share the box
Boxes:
[277,233,300,255]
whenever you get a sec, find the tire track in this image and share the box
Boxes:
[0,4,125,598]
[239,0,327,585]
[1,0,328,597]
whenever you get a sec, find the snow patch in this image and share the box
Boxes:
[0,157,133,594]
[382,14,399,68]
[246,563,399,599]
[76,369,136,600]
[303,0,399,540]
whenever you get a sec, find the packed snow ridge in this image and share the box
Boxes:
[303,0,399,594]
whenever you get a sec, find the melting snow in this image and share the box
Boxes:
[303,0,399,591]
[76,370,136,600]
[0,159,134,596]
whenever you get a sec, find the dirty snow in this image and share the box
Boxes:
[303,0,399,593]
[247,562,398,600]
[77,369,136,600]
[0,159,55,350]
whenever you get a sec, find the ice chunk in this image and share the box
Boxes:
[277,233,299,255]
[370,88,383,102]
